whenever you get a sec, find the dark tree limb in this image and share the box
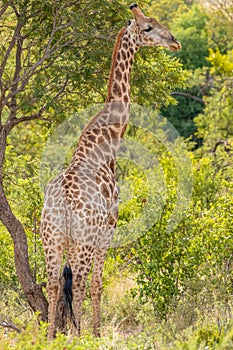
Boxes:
[211,140,232,155]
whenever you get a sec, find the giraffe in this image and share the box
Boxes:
[40,3,181,340]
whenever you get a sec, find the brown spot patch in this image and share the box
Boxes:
[119,62,125,71]
[115,68,122,81]
[121,50,127,61]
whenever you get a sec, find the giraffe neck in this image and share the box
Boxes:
[106,26,139,104]
[69,27,139,172]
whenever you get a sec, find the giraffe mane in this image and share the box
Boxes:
[106,26,126,102]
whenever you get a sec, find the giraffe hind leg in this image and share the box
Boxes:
[45,246,65,340]
[90,248,107,337]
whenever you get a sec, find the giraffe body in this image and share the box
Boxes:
[40,3,181,340]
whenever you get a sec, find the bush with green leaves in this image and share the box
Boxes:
[129,149,233,319]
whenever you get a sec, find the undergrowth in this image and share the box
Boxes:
[1,271,233,350]
[1,317,233,350]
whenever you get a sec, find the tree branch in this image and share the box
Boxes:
[0,15,23,82]
[171,91,205,104]
[6,77,69,131]
[0,4,9,17]
[10,107,49,129]
[0,319,21,333]
[9,30,23,120]
[211,140,231,155]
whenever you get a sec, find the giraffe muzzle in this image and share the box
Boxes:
[169,38,182,52]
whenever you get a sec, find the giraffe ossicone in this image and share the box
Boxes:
[40,3,181,340]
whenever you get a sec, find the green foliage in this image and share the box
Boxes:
[0,225,16,287]
[161,1,233,139]
[208,49,233,76]
[205,7,233,52]
[174,322,233,350]
[171,4,209,69]
[160,2,210,137]
[129,148,233,318]
[118,168,148,225]
[161,86,204,138]
[148,0,191,25]
[3,139,46,282]
[194,49,233,149]
[132,49,186,107]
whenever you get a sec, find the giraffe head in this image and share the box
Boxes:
[129,3,181,52]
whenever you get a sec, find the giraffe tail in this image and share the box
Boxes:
[63,263,77,328]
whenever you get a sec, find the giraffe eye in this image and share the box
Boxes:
[143,26,153,33]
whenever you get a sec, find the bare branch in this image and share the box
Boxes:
[44,6,72,57]
[171,91,205,104]
[1,74,32,113]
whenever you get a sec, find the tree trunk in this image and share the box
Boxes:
[0,128,48,322]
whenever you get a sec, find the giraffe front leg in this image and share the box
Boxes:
[90,248,107,337]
